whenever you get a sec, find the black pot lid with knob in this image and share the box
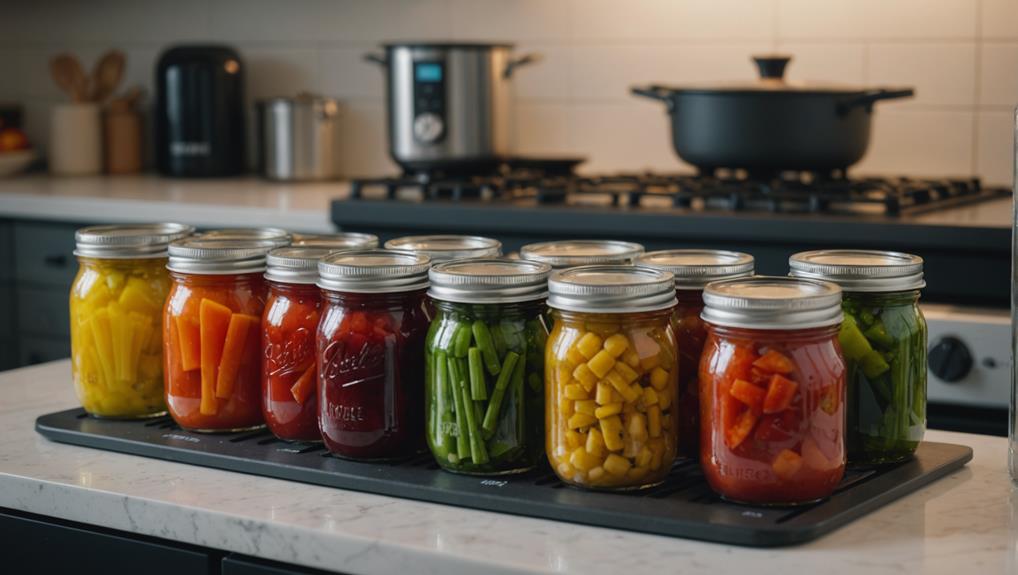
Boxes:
[646,55,911,97]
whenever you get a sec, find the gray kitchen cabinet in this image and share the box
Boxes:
[0,285,13,338]
[17,286,70,337]
[0,339,16,370]
[13,221,79,287]
[19,336,70,366]
[0,221,13,281]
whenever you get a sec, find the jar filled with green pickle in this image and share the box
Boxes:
[424,258,552,475]
[790,250,927,465]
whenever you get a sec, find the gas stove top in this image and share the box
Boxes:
[349,168,1008,217]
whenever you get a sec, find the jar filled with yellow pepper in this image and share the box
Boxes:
[70,223,194,418]
[546,265,679,490]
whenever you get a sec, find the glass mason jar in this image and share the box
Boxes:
[546,265,679,490]
[199,227,292,245]
[790,250,927,466]
[261,247,339,442]
[519,240,645,269]
[70,223,194,418]
[700,276,846,505]
[636,249,754,459]
[164,238,280,432]
[316,249,432,460]
[291,232,379,249]
[384,235,502,264]
[425,258,552,475]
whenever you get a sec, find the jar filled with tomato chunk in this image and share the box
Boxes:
[519,240,644,269]
[70,223,194,418]
[700,276,846,505]
[636,250,754,459]
[316,249,432,459]
[425,259,552,475]
[546,265,679,490]
[384,235,502,263]
[790,250,927,466]
[164,237,282,432]
[261,246,338,442]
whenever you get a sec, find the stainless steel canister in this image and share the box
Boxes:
[257,94,340,181]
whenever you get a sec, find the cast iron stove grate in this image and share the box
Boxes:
[348,169,1008,217]
[36,408,971,547]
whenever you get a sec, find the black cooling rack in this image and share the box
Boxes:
[35,408,971,547]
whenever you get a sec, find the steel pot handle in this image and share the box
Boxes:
[838,88,915,114]
[631,85,676,111]
[363,53,387,67]
[503,53,540,79]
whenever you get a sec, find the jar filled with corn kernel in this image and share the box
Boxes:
[546,265,679,490]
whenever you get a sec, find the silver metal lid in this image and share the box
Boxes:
[167,238,279,275]
[702,276,843,330]
[520,240,645,269]
[637,249,755,289]
[788,249,925,293]
[265,246,338,284]
[384,235,502,263]
[291,232,379,250]
[428,259,552,304]
[199,228,292,248]
[318,249,431,293]
[74,223,194,259]
[548,265,677,313]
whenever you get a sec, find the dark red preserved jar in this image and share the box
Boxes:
[316,249,432,459]
[261,247,341,442]
[636,250,754,459]
[699,276,846,505]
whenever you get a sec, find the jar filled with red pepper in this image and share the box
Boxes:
[164,237,282,432]
[316,249,432,459]
[636,250,754,459]
[261,246,337,442]
[699,276,846,505]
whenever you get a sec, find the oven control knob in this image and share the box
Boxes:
[413,113,444,143]
[928,336,973,383]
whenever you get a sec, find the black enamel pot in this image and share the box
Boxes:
[631,55,914,173]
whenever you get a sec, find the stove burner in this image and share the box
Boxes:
[349,167,1009,217]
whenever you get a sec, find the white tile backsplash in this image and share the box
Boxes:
[2,0,1015,184]
[868,43,977,107]
[975,110,1014,185]
[979,43,1018,107]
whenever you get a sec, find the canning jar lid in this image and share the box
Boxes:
[428,258,552,304]
[291,232,379,250]
[520,240,644,269]
[265,246,338,284]
[318,249,431,293]
[167,237,279,275]
[788,249,925,293]
[701,276,843,330]
[199,227,292,247]
[636,249,754,289]
[74,223,195,259]
[548,265,676,313]
[384,235,502,263]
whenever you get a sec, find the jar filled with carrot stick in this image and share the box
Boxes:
[164,237,282,432]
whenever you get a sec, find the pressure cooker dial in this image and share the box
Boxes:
[413,113,444,144]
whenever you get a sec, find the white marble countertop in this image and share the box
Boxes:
[0,360,1013,574]
[0,174,351,232]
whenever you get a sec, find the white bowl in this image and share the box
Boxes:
[0,149,36,177]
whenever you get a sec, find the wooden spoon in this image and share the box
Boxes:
[109,86,144,113]
[50,53,88,102]
[89,50,126,103]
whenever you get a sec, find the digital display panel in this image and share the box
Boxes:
[415,63,443,82]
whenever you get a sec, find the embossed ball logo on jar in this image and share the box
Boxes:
[266,326,315,379]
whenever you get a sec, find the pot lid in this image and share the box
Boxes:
[636,249,754,290]
[428,258,551,304]
[384,235,502,263]
[637,55,909,97]
[519,239,644,269]
[789,249,925,292]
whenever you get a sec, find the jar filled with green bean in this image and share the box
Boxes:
[790,250,927,465]
[424,259,552,475]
